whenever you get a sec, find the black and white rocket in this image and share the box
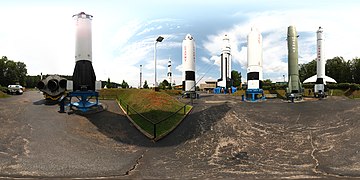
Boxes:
[247,27,263,90]
[182,34,196,92]
[167,58,172,85]
[303,27,336,94]
[217,34,232,88]
[72,12,96,91]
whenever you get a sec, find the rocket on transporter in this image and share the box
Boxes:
[217,34,232,89]
[303,27,336,98]
[72,12,96,91]
[182,34,196,93]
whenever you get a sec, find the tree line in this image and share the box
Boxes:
[299,56,360,84]
[0,56,27,87]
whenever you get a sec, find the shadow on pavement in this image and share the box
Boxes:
[83,103,231,147]
[33,99,59,106]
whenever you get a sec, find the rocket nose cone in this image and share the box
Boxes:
[185,34,193,40]
[287,26,297,36]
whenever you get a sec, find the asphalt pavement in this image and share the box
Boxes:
[0,91,359,179]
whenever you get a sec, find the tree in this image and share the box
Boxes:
[143,80,149,89]
[326,57,352,83]
[231,70,242,87]
[0,56,28,86]
[299,59,316,82]
[351,58,360,84]
[262,79,272,86]
[158,79,169,90]
[121,80,129,89]
[106,78,112,88]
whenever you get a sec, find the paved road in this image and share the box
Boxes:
[0,91,359,179]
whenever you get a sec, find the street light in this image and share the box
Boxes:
[154,36,164,88]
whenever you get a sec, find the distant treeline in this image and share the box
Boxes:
[299,56,360,84]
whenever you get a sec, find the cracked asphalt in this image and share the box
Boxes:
[0,91,360,179]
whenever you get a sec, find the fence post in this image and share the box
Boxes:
[127,104,129,114]
[154,124,157,139]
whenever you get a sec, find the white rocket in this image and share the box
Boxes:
[167,58,172,85]
[247,27,263,90]
[182,34,196,92]
[72,12,96,91]
[303,27,336,92]
[217,34,232,88]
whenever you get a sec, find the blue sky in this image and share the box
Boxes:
[0,0,359,87]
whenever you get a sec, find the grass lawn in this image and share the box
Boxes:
[0,91,9,98]
[100,89,192,139]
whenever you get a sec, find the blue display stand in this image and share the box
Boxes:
[67,91,99,112]
[214,86,237,94]
[245,89,265,102]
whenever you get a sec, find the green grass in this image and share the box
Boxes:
[100,89,192,139]
[0,91,9,98]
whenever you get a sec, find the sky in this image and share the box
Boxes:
[0,0,359,87]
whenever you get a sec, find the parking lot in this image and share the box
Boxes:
[0,91,359,179]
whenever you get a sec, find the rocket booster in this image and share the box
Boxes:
[247,27,263,90]
[287,26,302,94]
[182,34,196,92]
[218,34,232,88]
[72,12,96,91]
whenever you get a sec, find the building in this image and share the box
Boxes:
[199,80,217,91]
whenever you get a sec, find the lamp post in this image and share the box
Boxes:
[154,36,164,88]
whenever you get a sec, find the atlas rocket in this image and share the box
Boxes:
[247,27,263,90]
[286,26,303,95]
[72,12,96,91]
[182,34,196,92]
[167,58,172,85]
[303,27,336,95]
[217,34,232,88]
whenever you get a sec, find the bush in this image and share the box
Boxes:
[349,84,360,90]
[0,85,7,93]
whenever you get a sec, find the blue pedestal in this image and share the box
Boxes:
[67,91,99,112]
[245,89,265,102]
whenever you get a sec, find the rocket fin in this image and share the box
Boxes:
[324,76,337,83]
[303,75,317,83]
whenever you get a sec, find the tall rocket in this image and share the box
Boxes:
[218,34,232,88]
[287,26,302,94]
[303,27,336,90]
[167,58,172,85]
[247,27,263,90]
[182,34,196,92]
[72,12,96,91]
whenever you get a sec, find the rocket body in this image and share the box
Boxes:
[303,27,336,95]
[182,34,196,92]
[287,26,302,94]
[247,27,263,90]
[167,58,172,85]
[316,27,325,81]
[72,12,96,91]
[218,35,232,88]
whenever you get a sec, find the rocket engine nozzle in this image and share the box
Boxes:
[48,79,59,92]
[37,75,67,99]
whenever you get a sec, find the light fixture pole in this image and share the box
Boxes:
[154,36,164,88]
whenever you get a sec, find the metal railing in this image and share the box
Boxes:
[99,95,189,140]
[117,97,189,139]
